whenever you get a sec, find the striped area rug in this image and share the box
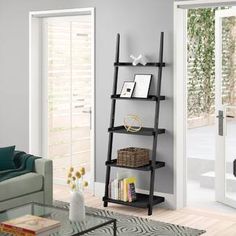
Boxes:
[54,201,205,236]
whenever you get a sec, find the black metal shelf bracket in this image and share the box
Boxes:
[103,32,166,215]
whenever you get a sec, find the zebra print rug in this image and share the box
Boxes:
[54,201,205,236]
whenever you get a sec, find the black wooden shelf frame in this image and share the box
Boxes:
[103,32,166,216]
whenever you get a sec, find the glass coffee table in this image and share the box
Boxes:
[0,203,117,235]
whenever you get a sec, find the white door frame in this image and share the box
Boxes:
[174,0,236,209]
[29,8,96,193]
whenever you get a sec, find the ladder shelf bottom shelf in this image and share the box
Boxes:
[103,193,164,209]
[106,159,165,171]
[108,126,165,136]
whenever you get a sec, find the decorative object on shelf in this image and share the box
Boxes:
[67,167,88,222]
[130,54,148,66]
[117,147,150,167]
[109,175,137,202]
[123,114,143,132]
[120,81,136,98]
[132,74,152,98]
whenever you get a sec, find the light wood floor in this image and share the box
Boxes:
[54,184,236,236]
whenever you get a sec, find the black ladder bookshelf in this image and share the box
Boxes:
[103,32,166,216]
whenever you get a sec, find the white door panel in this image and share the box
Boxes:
[42,15,93,187]
[215,9,236,208]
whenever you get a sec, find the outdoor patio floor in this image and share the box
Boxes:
[187,122,236,213]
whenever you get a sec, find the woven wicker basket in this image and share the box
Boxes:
[117,147,150,167]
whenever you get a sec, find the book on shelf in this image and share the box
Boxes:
[124,177,136,202]
[109,175,137,202]
[0,215,61,236]
[129,182,137,202]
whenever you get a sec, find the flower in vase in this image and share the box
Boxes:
[71,184,76,190]
[79,167,85,176]
[75,171,81,179]
[67,166,88,192]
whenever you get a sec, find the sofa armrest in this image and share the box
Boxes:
[35,159,53,205]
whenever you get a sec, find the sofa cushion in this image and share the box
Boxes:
[0,146,16,171]
[0,173,43,201]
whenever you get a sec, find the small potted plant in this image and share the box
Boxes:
[67,167,88,221]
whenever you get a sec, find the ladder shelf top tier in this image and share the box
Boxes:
[114,62,165,67]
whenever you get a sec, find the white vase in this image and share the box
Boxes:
[69,190,85,222]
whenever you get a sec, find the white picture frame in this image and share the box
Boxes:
[132,74,152,98]
[120,81,136,98]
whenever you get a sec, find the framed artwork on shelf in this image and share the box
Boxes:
[120,81,136,98]
[132,74,152,98]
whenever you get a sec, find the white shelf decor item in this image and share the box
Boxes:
[120,81,136,98]
[130,54,148,66]
[132,74,152,98]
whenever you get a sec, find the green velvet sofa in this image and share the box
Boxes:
[0,152,53,212]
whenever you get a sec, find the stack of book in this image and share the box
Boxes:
[0,215,61,236]
[109,176,137,202]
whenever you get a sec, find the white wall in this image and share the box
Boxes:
[0,0,174,194]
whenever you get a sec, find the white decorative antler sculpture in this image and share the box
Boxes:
[130,54,148,66]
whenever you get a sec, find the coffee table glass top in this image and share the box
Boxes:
[0,203,116,235]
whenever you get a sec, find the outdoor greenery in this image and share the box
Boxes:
[187,8,236,119]
[187,8,215,118]
[222,16,236,105]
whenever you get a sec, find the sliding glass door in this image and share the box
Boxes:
[42,15,93,184]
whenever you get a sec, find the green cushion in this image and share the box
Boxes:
[0,146,16,171]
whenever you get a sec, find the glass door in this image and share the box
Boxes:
[42,15,93,185]
[215,9,236,208]
[225,106,236,205]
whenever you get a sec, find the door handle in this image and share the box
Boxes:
[82,111,91,113]
[234,160,236,177]
[82,108,92,130]
[216,110,224,136]
[226,115,234,118]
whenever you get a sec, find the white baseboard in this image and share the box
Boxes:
[94,182,176,210]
